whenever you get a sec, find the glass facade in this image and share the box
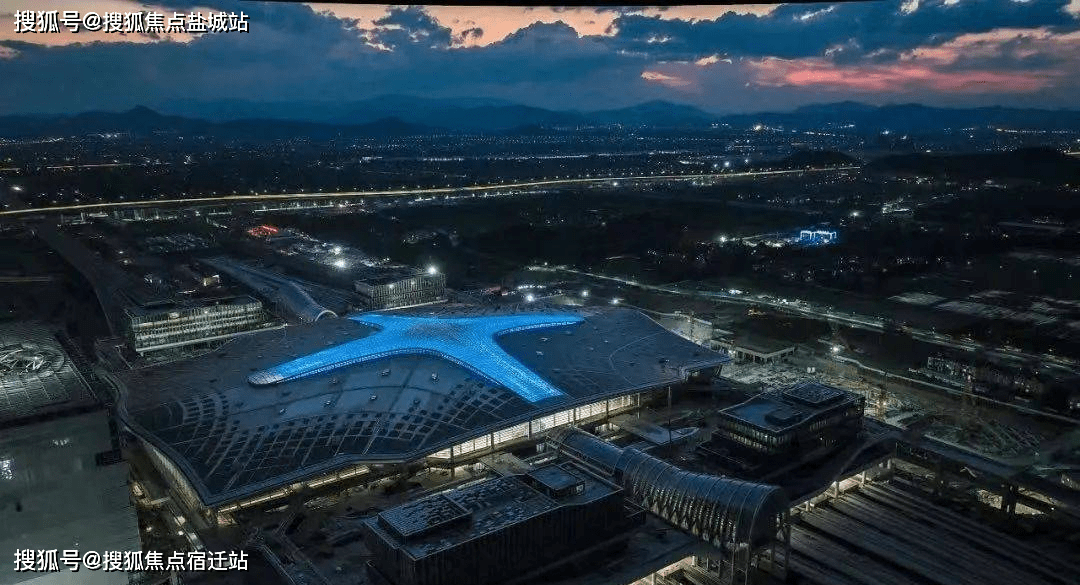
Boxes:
[429,394,638,459]
[355,272,447,310]
[126,296,270,354]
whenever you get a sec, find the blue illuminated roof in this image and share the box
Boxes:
[249,313,584,402]
[116,306,731,507]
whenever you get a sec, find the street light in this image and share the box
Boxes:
[427,265,438,275]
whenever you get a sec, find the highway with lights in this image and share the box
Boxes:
[0,166,859,217]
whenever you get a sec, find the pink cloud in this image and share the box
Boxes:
[751,58,1054,93]
[641,70,692,88]
[745,27,1080,95]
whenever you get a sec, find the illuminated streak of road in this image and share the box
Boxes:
[0,166,858,217]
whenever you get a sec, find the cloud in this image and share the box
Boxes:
[0,1,1078,114]
[603,0,1080,61]
[747,56,1057,94]
[369,5,452,50]
[641,70,692,88]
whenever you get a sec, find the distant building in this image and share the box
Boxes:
[796,229,838,247]
[925,355,1049,398]
[718,336,796,364]
[124,295,276,354]
[710,382,864,465]
[359,461,640,585]
[654,313,713,346]
[354,268,446,310]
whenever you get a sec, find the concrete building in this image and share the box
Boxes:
[124,295,277,355]
[360,461,640,585]
[710,382,864,466]
[354,268,446,310]
[719,337,796,364]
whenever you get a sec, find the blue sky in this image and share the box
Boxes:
[0,1,1078,114]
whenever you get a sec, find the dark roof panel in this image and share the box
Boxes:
[116,306,729,506]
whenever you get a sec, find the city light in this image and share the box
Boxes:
[718,235,728,243]
[10,185,22,192]
[581,290,590,298]
[427,265,439,275]
[831,345,841,353]
[611,298,620,305]
[525,293,536,302]
[332,246,342,254]
[333,259,348,269]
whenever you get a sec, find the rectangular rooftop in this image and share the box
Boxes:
[367,462,617,560]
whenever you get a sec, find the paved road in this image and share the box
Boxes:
[0,166,858,217]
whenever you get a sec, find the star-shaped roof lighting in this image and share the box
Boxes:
[248,312,584,402]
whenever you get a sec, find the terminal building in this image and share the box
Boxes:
[360,461,641,585]
[709,382,864,468]
[105,305,730,526]
[124,295,277,355]
[0,322,140,585]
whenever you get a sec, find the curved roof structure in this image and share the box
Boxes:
[201,256,336,323]
[548,427,788,550]
[113,305,729,507]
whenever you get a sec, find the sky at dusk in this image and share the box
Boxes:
[0,1,1078,115]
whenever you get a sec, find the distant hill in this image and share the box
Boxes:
[0,107,440,139]
[156,98,1080,133]
[4,99,1080,137]
[159,96,711,131]
[866,148,1080,184]
[587,100,717,127]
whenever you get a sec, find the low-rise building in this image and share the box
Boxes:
[711,381,864,465]
[124,295,276,354]
[359,461,640,585]
[354,268,446,310]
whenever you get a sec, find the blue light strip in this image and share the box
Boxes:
[248,313,584,402]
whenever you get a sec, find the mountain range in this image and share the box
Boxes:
[2,98,1079,138]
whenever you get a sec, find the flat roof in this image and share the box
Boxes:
[720,382,859,433]
[0,410,140,585]
[366,462,614,560]
[115,305,729,507]
[123,294,261,318]
[353,266,429,286]
[0,322,98,425]
[732,336,796,355]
